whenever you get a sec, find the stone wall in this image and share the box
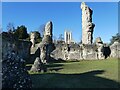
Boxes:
[2,32,32,89]
[82,44,98,60]
[31,40,117,61]
[110,41,120,58]
[50,41,115,61]
[2,32,32,61]
[51,43,98,61]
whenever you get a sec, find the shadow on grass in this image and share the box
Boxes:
[27,47,40,64]
[48,67,63,72]
[45,63,64,72]
[30,70,119,88]
[26,61,64,71]
[26,65,32,70]
[48,57,81,63]
[48,57,67,63]
[46,63,64,68]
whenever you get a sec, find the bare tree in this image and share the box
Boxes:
[7,22,15,33]
[110,33,120,45]
[53,35,57,44]
[58,34,64,41]
[38,24,45,38]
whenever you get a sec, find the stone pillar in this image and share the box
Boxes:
[30,32,36,48]
[40,44,47,64]
[64,31,67,43]
[68,33,70,44]
[64,31,72,44]
[63,44,69,60]
[39,21,54,63]
[110,41,120,58]
[70,32,72,42]
[66,33,68,43]
[97,44,104,59]
[44,21,52,37]
[81,2,95,44]
[42,21,53,44]
[95,37,105,59]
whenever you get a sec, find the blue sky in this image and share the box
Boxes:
[2,2,118,43]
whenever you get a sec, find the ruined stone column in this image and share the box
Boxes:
[64,31,67,43]
[39,21,54,63]
[95,37,105,59]
[42,21,53,44]
[40,44,47,64]
[110,41,120,58]
[81,2,95,44]
[63,44,69,60]
[68,33,70,44]
[30,32,36,48]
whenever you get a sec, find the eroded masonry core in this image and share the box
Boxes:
[81,2,95,44]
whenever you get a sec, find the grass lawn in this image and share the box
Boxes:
[27,58,119,88]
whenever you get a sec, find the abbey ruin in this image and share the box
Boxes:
[2,2,119,71]
[2,2,120,89]
[28,2,119,65]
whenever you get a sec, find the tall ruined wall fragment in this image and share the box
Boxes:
[42,21,53,44]
[33,21,55,64]
[81,2,95,44]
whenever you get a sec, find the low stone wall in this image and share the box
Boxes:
[2,32,32,61]
[51,44,116,60]
[51,43,99,61]
[68,51,82,60]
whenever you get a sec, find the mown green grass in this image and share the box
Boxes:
[27,58,119,88]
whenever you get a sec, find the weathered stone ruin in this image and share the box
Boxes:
[110,41,120,58]
[30,2,118,63]
[38,21,54,63]
[81,44,98,60]
[2,2,119,89]
[30,21,54,72]
[41,21,53,45]
[50,2,116,61]
[51,43,97,60]
[40,21,54,63]
[95,37,105,59]
[64,31,72,44]
[50,2,101,61]
[51,43,82,60]
[81,2,95,44]
[30,57,41,72]
[2,32,32,89]
[30,32,36,48]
